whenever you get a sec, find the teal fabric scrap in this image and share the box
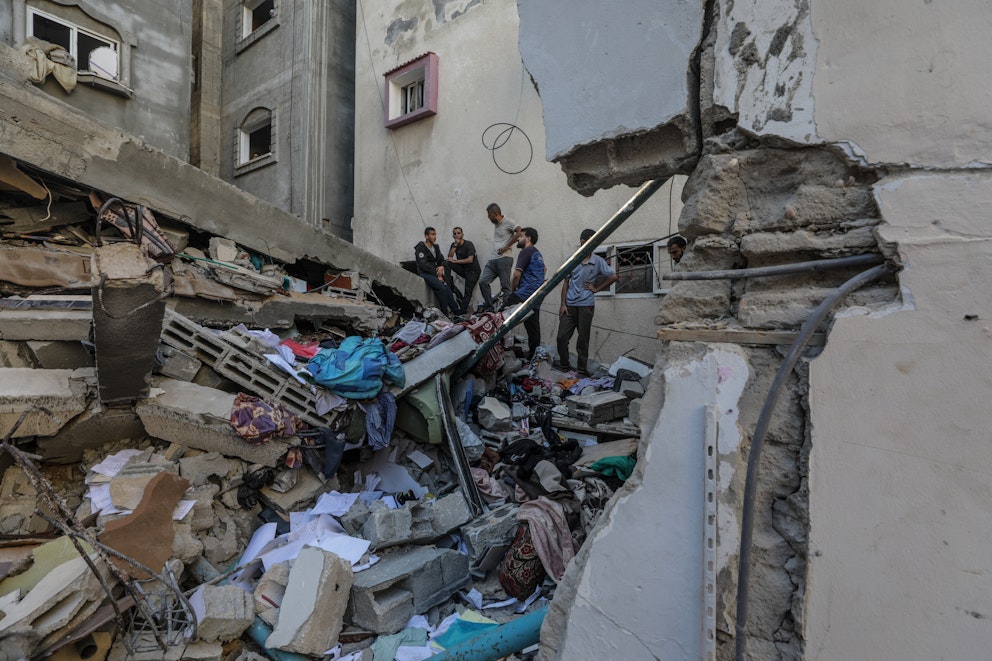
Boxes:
[589,455,636,481]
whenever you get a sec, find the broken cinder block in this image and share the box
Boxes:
[566,390,630,425]
[349,546,470,634]
[193,584,254,643]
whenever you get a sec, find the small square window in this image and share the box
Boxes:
[595,243,664,297]
[384,53,438,130]
[242,0,276,38]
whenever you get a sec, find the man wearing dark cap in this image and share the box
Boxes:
[555,228,618,374]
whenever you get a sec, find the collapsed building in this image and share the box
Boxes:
[0,0,990,661]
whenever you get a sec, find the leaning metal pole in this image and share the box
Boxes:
[454,178,668,379]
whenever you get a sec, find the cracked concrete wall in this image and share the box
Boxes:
[353,0,687,365]
[521,0,992,659]
[1,0,193,159]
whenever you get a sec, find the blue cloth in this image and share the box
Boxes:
[565,254,615,306]
[361,391,397,450]
[514,246,545,299]
[307,336,405,399]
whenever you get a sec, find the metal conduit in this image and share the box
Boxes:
[453,178,668,379]
[734,263,893,661]
[662,253,884,281]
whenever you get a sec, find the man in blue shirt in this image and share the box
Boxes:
[505,227,545,359]
[556,228,618,374]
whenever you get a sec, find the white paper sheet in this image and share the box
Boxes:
[87,484,120,514]
[311,491,360,517]
[173,500,196,521]
[88,449,143,480]
[263,353,307,384]
[407,449,434,469]
[240,522,278,567]
[307,533,371,566]
[374,463,428,498]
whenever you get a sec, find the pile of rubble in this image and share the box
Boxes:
[0,179,651,660]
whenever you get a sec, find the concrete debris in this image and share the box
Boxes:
[0,185,644,660]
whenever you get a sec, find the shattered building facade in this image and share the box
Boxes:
[0,0,988,660]
[515,0,992,660]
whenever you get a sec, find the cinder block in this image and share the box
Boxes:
[158,346,202,381]
[350,546,470,634]
[194,585,254,643]
[355,493,473,549]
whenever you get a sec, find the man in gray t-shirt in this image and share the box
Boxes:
[478,203,522,311]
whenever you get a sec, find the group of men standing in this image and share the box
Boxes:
[414,202,684,375]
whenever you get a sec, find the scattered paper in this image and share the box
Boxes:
[407,450,433,469]
[173,500,196,521]
[88,449,143,481]
[312,491,360,517]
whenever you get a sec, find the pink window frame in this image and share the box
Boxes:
[384,52,438,130]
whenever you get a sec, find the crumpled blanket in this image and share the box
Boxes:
[23,39,77,93]
[568,376,615,395]
[229,393,302,444]
[472,467,508,503]
[516,496,577,582]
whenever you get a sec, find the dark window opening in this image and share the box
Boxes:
[248,124,271,160]
[251,1,275,31]
[77,32,112,71]
[402,80,424,115]
[31,14,71,52]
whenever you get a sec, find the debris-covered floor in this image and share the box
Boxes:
[0,165,649,661]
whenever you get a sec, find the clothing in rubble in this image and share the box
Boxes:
[516,496,577,583]
[498,522,546,599]
[307,335,405,399]
[360,390,397,451]
[229,393,303,444]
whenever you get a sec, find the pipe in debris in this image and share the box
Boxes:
[662,253,884,281]
[454,178,668,378]
[429,605,547,661]
[246,618,311,661]
[734,263,892,661]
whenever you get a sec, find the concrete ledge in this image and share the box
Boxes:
[0,368,92,437]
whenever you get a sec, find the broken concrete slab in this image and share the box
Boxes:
[350,546,470,634]
[0,296,92,341]
[135,377,291,466]
[252,560,291,620]
[90,242,167,403]
[619,380,644,399]
[24,340,93,369]
[178,452,231,488]
[0,367,92,438]
[477,397,513,432]
[0,536,94,599]
[107,637,223,661]
[36,403,145,464]
[390,329,478,398]
[0,553,114,656]
[192,584,254,643]
[265,547,353,655]
[460,503,520,567]
[99,471,191,579]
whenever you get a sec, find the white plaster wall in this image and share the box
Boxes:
[811,0,992,167]
[553,346,748,660]
[354,0,684,364]
[806,173,992,659]
[515,0,702,161]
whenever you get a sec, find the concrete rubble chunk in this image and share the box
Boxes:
[99,471,191,579]
[344,492,473,549]
[460,503,520,569]
[391,329,478,397]
[0,553,114,656]
[619,380,644,399]
[349,546,470,634]
[25,340,93,369]
[179,452,231,488]
[566,390,630,425]
[253,560,291,618]
[477,396,513,431]
[108,636,223,661]
[193,584,254,643]
[36,402,145,464]
[158,346,202,381]
[265,547,353,655]
[135,377,291,466]
[0,367,92,438]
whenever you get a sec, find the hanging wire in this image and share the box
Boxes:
[481,123,534,175]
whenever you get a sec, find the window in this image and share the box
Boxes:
[242,0,275,37]
[594,241,673,297]
[27,7,119,79]
[236,107,275,173]
[384,53,438,129]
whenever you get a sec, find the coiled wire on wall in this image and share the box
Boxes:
[481,123,533,175]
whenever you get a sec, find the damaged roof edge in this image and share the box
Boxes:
[0,65,428,309]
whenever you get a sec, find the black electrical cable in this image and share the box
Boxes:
[734,263,892,661]
[481,123,534,175]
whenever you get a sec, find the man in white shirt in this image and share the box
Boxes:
[477,203,522,311]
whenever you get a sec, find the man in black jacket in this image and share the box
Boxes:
[446,226,481,315]
[414,227,458,316]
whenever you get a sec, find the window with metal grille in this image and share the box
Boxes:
[594,241,670,296]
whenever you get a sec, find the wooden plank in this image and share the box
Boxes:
[656,328,825,346]
[0,201,91,234]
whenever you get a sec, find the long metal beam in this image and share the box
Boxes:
[454,178,668,379]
